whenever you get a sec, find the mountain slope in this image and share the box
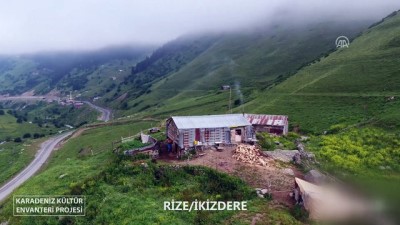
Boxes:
[245,10,400,133]
[0,46,152,95]
[101,35,221,108]
[117,19,372,116]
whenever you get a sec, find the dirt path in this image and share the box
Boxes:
[70,127,89,139]
[173,147,300,207]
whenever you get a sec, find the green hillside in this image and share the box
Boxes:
[0,121,300,225]
[0,112,47,141]
[0,46,152,95]
[116,20,371,117]
[245,10,400,133]
[101,35,220,109]
[239,13,400,219]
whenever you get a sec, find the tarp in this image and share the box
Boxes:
[295,178,370,221]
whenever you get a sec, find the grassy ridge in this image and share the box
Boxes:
[244,11,400,133]
[120,20,371,116]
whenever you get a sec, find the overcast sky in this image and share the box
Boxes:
[0,0,399,54]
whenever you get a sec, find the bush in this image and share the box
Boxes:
[121,102,129,110]
[23,133,31,138]
[0,109,4,115]
[14,137,22,142]
[291,205,309,221]
[120,139,149,150]
[199,167,254,200]
[310,128,400,173]
[327,123,347,134]
[257,132,300,150]
[257,133,276,150]
[33,133,45,139]
[286,132,300,140]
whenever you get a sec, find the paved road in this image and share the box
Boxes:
[84,101,112,122]
[0,95,112,122]
[0,95,59,102]
[0,131,73,203]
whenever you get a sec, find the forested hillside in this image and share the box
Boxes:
[0,46,152,95]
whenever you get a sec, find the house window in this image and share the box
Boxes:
[235,129,242,135]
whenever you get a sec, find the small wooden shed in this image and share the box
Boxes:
[245,114,289,135]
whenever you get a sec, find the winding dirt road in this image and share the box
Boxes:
[0,131,73,203]
[84,101,112,122]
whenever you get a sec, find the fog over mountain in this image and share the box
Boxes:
[0,0,399,54]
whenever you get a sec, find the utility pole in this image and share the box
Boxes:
[229,87,232,113]
[242,95,245,114]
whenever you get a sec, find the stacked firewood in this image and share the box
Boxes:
[232,144,268,166]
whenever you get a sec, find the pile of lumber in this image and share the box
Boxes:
[232,144,267,166]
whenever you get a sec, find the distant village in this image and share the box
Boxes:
[58,91,84,108]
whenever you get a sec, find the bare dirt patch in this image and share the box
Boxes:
[116,92,127,102]
[171,146,302,207]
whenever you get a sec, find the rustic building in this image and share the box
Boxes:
[166,114,253,149]
[245,114,288,135]
[220,85,231,90]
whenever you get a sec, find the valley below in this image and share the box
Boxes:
[0,5,400,225]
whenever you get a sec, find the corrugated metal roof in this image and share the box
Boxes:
[245,114,288,126]
[171,114,251,129]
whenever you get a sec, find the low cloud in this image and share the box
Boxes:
[0,0,399,54]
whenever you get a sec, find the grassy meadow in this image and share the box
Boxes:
[0,112,51,141]
[0,138,45,184]
[0,103,99,184]
[0,121,301,225]
[0,111,57,184]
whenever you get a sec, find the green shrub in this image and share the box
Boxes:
[257,132,298,150]
[198,167,255,200]
[327,123,347,134]
[310,128,400,174]
[286,132,300,140]
[257,133,276,150]
[120,139,149,150]
[291,205,309,221]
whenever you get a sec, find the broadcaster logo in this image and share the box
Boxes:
[335,36,350,48]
